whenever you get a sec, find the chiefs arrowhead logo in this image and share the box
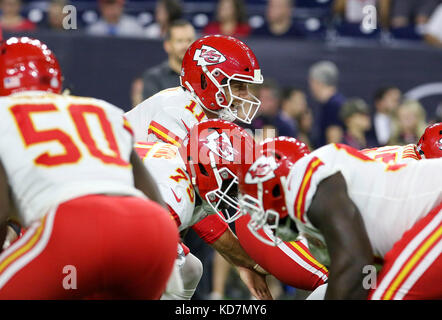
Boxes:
[245,156,278,184]
[193,45,226,66]
[249,163,272,179]
[205,131,235,161]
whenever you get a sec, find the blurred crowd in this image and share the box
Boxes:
[248,63,437,152]
[1,0,442,46]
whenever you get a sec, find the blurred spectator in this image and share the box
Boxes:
[144,0,183,39]
[333,0,376,24]
[86,0,145,38]
[389,100,427,145]
[332,0,390,36]
[280,87,308,137]
[281,88,307,120]
[202,0,251,38]
[424,3,442,48]
[252,79,297,138]
[296,108,315,150]
[308,60,345,146]
[130,77,144,107]
[139,19,195,102]
[390,0,440,30]
[0,0,36,32]
[340,98,377,149]
[252,0,304,38]
[38,0,69,31]
[436,102,442,122]
[370,86,402,146]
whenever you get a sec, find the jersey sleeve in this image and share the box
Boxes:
[361,144,419,164]
[125,100,150,142]
[285,144,349,225]
[146,96,206,147]
[157,181,195,229]
[147,112,187,147]
[191,213,229,244]
[137,143,196,230]
[234,214,328,290]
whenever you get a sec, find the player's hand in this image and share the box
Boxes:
[236,266,273,300]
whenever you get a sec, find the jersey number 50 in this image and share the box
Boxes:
[10,104,129,167]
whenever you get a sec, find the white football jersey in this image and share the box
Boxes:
[125,87,207,145]
[0,91,144,227]
[361,144,420,164]
[284,143,442,265]
[134,142,208,231]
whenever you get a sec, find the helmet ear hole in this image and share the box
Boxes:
[198,163,209,176]
[272,184,281,198]
[201,74,207,90]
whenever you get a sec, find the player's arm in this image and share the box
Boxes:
[210,227,273,300]
[211,227,261,271]
[130,149,167,209]
[307,172,374,300]
[0,161,11,248]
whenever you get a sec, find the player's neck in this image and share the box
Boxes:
[169,57,181,75]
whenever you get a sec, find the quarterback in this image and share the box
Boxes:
[125,34,264,145]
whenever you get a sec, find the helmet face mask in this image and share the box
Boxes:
[204,165,241,223]
[240,191,283,246]
[215,74,262,124]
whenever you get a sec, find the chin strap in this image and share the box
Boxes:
[217,107,237,122]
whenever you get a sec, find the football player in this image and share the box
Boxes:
[238,137,442,299]
[361,122,442,164]
[125,34,264,145]
[0,37,179,299]
[135,119,272,300]
[305,122,442,299]
[233,138,328,292]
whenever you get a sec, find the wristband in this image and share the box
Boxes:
[7,220,21,237]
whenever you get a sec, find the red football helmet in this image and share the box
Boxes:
[0,37,62,96]
[180,35,263,124]
[238,137,310,246]
[416,123,442,159]
[179,119,256,223]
